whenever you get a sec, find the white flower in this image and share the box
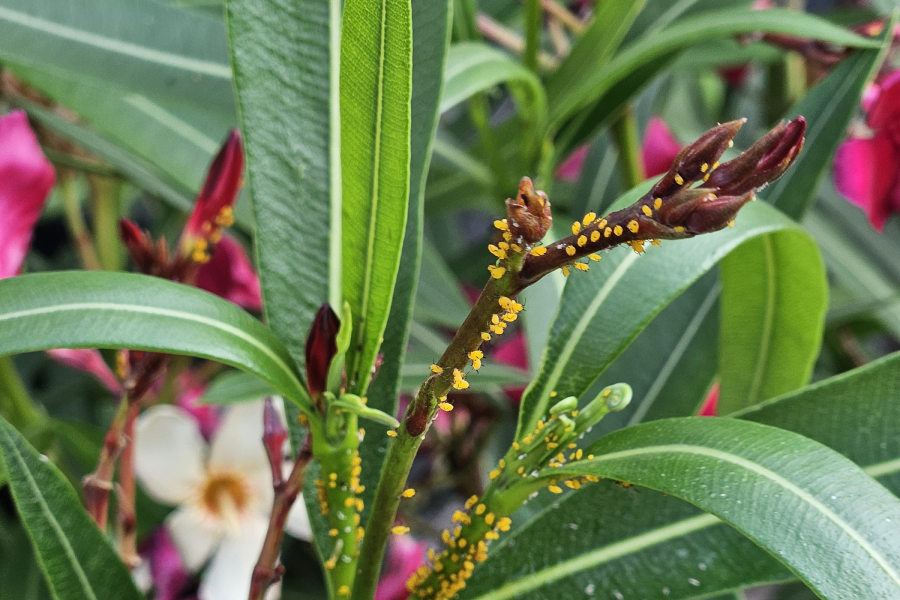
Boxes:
[136,400,311,600]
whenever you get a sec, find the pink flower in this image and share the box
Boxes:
[0,110,55,278]
[47,349,122,395]
[375,534,427,600]
[139,528,194,600]
[175,371,220,440]
[834,70,900,230]
[493,332,528,403]
[698,383,719,417]
[641,117,683,179]
[195,236,262,311]
[555,145,589,183]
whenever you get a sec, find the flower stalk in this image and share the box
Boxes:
[352,117,805,600]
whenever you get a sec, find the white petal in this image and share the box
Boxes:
[209,401,272,495]
[135,405,207,505]
[284,493,312,541]
[199,516,269,600]
[166,506,222,572]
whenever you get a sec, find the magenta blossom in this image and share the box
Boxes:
[698,383,719,417]
[641,117,683,178]
[0,110,55,278]
[47,349,122,396]
[195,235,262,311]
[375,534,427,600]
[175,371,220,440]
[139,528,195,600]
[834,70,900,230]
[555,117,682,183]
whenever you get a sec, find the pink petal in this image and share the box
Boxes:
[182,130,243,241]
[195,235,262,311]
[833,134,897,231]
[698,383,719,416]
[867,70,900,130]
[555,144,589,182]
[375,535,427,600]
[176,371,220,440]
[0,110,56,279]
[140,528,193,600]
[493,332,528,404]
[641,117,683,178]
[46,349,122,395]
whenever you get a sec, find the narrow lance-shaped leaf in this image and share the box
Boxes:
[0,417,144,600]
[340,0,413,395]
[227,0,342,368]
[0,271,312,413]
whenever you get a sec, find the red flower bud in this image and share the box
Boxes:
[119,218,161,275]
[179,130,244,261]
[706,117,806,196]
[305,304,340,398]
[506,177,552,244]
[652,119,745,198]
[263,397,287,486]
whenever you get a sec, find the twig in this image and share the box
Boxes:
[476,14,559,71]
[83,392,130,530]
[116,401,141,568]
[540,0,585,35]
[547,17,571,58]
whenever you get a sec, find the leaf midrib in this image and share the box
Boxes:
[465,455,900,600]
[0,5,231,78]
[745,237,776,405]
[0,427,99,600]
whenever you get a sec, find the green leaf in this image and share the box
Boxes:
[414,240,471,329]
[0,0,234,110]
[359,0,452,519]
[462,353,900,600]
[555,419,900,599]
[762,23,892,219]
[516,193,807,437]
[545,0,645,113]
[549,8,880,130]
[0,417,143,600]
[13,97,196,214]
[441,42,547,132]
[227,0,341,368]
[340,0,413,395]
[717,233,827,414]
[197,371,277,405]
[0,272,312,413]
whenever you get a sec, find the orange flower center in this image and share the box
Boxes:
[198,471,250,529]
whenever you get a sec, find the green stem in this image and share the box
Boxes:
[89,175,124,271]
[610,105,645,189]
[60,177,102,271]
[0,356,42,429]
[523,0,542,73]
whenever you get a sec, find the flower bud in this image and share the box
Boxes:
[263,397,287,486]
[179,130,244,260]
[652,119,745,197]
[119,218,157,274]
[305,304,340,399]
[506,177,552,244]
[706,117,806,196]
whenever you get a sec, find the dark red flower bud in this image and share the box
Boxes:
[706,117,806,196]
[263,397,287,486]
[305,304,340,398]
[506,177,552,244]
[119,218,158,275]
[179,130,244,262]
[652,119,745,197]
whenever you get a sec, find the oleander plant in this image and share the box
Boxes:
[2,0,900,599]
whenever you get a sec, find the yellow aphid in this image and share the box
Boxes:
[628,220,640,233]
[465,495,479,510]
[452,368,469,390]
[597,219,607,229]
[489,469,501,479]
[651,239,661,246]
[728,220,736,228]
[629,240,646,254]
[481,332,491,341]
[583,212,596,225]
[487,265,506,279]
[590,230,600,242]
[577,235,587,247]
[674,226,686,233]
[674,173,684,185]
[494,219,508,231]
[490,324,504,335]
[502,313,517,322]
[392,526,410,535]
[498,241,510,251]
[530,245,547,256]
[492,314,500,325]
[503,231,512,242]
[565,246,576,256]
[574,263,589,272]
[700,162,709,173]
[329,528,339,537]
[588,253,601,261]
[324,558,337,570]
[469,350,483,360]
[511,243,522,253]
[548,484,563,494]
[641,205,653,217]
[498,296,512,309]
[430,364,443,374]
[572,221,581,235]
[728,139,734,148]
[484,513,496,526]
[497,517,512,531]
[440,401,454,411]
[488,244,507,259]
[387,430,398,437]
[604,227,612,238]
[654,198,663,209]
[713,161,720,169]
[475,503,486,515]
[562,266,571,277]
[511,301,523,313]
[613,225,623,236]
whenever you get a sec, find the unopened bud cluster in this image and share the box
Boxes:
[405,385,631,600]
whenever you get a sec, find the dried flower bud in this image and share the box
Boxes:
[179,130,244,261]
[263,397,287,487]
[305,304,340,399]
[506,177,552,244]
[706,117,806,195]
[651,119,745,197]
